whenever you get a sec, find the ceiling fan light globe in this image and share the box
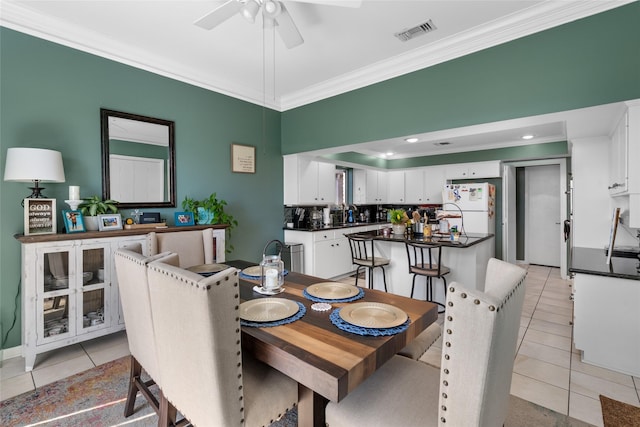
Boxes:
[263,0,282,18]
[241,0,260,23]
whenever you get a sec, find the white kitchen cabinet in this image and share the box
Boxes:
[608,110,629,195]
[16,225,226,371]
[284,155,336,205]
[445,161,501,180]
[403,167,445,204]
[423,165,446,204]
[573,273,640,376]
[386,170,406,204]
[353,169,387,204]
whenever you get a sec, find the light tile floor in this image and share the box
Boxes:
[1,264,639,426]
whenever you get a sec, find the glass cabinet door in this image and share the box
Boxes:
[78,244,111,334]
[36,247,74,344]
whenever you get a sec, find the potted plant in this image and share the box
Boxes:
[182,193,238,250]
[389,208,408,235]
[78,196,119,231]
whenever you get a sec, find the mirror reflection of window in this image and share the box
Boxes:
[101,109,176,208]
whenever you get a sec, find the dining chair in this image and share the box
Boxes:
[405,241,450,313]
[146,261,298,427]
[325,258,527,427]
[397,322,442,360]
[113,246,180,418]
[147,228,215,268]
[346,233,390,291]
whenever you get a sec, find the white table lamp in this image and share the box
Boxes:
[3,147,66,200]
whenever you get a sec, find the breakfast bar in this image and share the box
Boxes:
[347,230,495,303]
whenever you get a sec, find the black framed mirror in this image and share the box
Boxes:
[101,109,176,208]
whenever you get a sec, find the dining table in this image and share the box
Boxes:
[226,260,438,427]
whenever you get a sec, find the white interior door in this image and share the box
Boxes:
[526,165,561,267]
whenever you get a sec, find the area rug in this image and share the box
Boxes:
[1,355,594,426]
[600,394,640,427]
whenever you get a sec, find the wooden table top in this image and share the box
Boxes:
[228,260,438,403]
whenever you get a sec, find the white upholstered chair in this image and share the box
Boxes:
[113,246,180,418]
[325,258,527,427]
[397,322,442,360]
[147,229,215,268]
[147,261,298,427]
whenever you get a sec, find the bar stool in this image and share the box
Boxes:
[347,234,390,291]
[405,241,449,313]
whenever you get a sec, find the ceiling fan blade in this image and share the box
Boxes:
[292,0,362,8]
[274,3,304,49]
[194,0,243,30]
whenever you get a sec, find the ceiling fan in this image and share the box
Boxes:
[194,0,361,49]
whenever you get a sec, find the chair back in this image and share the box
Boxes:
[346,233,376,266]
[147,229,214,268]
[438,258,526,426]
[147,261,244,426]
[113,248,180,383]
[405,241,445,277]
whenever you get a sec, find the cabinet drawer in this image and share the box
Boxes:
[313,230,335,242]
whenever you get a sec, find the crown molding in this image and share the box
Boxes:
[1,0,633,112]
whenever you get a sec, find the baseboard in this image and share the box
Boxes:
[1,345,22,361]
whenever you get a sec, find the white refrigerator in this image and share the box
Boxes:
[441,183,496,234]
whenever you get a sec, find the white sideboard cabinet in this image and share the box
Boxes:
[16,225,227,371]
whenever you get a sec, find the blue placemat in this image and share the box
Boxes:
[329,307,410,336]
[241,301,306,328]
[240,269,289,280]
[303,287,365,303]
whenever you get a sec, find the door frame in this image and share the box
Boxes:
[502,158,568,279]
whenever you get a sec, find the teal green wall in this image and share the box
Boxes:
[0,28,282,349]
[281,3,640,155]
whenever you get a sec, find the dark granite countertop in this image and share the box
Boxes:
[344,229,494,249]
[570,247,640,280]
[284,222,389,232]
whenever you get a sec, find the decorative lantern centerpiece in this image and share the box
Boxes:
[260,240,285,291]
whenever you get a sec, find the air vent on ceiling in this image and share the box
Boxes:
[434,141,450,146]
[394,19,437,42]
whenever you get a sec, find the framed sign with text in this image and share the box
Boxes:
[24,198,56,235]
[231,143,256,174]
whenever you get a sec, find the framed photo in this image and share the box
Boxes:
[98,213,123,231]
[231,143,256,174]
[62,210,85,233]
[24,198,56,236]
[174,211,195,226]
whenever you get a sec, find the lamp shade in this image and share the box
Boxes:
[4,147,66,183]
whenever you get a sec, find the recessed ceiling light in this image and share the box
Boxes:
[386,151,394,156]
[522,134,534,140]
[405,137,419,143]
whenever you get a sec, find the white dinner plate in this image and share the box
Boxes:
[239,298,299,322]
[339,302,407,329]
[306,282,360,300]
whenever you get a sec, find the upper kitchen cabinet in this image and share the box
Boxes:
[405,166,446,204]
[609,103,639,196]
[284,155,336,205]
[445,161,501,180]
[353,169,387,204]
[386,170,406,204]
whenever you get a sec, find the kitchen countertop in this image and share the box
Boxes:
[284,222,390,232]
[346,229,494,249]
[570,247,640,280]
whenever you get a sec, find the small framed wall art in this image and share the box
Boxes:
[174,211,195,226]
[98,213,123,231]
[62,210,85,233]
[24,198,56,236]
[231,143,256,174]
